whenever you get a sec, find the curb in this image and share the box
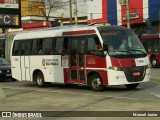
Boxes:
[0,86,6,99]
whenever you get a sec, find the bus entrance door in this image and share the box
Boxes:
[69,38,86,84]
[20,56,30,81]
[20,41,31,81]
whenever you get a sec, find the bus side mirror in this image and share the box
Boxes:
[103,43,108,51]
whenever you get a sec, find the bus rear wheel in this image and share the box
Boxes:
[125,83,139,90]
[89,74,105,92]
[35,72,47,87]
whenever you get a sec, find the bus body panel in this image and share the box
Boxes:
[107,56,150,85]
[85,55,108,86]
[11,56,21,81]
[25,56,31,81]
[29,56,64,83]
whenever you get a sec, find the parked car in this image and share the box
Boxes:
[0,57,15,81]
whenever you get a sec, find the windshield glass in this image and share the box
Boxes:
[0,58,9,65]
[101,30,147,58]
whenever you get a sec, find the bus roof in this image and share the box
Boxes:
[13,25,131,40]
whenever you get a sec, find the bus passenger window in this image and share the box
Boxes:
[55,37,68,55]
[13,41,20,56]
[87,36,104,56]
[42,38,53,55]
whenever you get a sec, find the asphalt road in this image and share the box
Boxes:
[0,68,160,120]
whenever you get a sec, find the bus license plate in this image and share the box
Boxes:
[133,72,140,76]
[6,74,12,76]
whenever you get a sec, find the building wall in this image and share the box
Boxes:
[87,0,160,26]
[21,0,44,17]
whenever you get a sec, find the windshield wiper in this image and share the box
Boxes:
[118,50,134,56]
[109,50,134,56]
[128,49,146,54]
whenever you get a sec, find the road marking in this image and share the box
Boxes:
[155,95,160,98]
[2,86,139,100]
[151,93,160,98]
[151,79,160,84]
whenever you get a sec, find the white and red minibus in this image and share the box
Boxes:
[11,24,150,91]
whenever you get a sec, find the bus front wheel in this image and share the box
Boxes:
[125,83,139,90]
[35,72,47,87]
[89,74,105,92]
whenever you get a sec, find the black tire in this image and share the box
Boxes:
[151,57,157,68]
[11,78,17,82]
[35,72,47,87]
[89,74,105,92]
[125,83,139,90]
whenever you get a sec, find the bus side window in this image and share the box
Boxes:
[25,40,32,55]
[62,37,68,54]
[42,38,53,55]
[87,37,96,54]
[13,41,20,56]
[31,40,37,55]
[20,41,26,56]
[55,38,63,54]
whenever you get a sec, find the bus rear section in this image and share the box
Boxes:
[11,25,150,91]
[141,34,160,68]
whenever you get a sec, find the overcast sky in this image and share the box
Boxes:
[51,0,87,18]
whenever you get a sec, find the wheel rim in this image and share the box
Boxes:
[37,75,43,85]
[92,77,102,89]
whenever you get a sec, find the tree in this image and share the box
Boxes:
[41,0,67,21]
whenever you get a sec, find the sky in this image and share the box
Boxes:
[51,0,87,18]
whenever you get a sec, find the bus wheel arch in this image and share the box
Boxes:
[33,70,47,87]
[87,71,105,92]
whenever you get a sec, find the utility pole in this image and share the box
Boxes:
[74,0,78,25]
[69,0,73,24]
[126,0,130,29]
[90,13,93,24]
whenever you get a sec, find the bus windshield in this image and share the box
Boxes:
[101,30,147,58]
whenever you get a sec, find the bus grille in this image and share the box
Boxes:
[123,66,146,82]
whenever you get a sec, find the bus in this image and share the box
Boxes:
[0,33,15,63]
[11,25,150,91]
[0,34,5,58]
[141,33,160,68]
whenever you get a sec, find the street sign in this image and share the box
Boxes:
[0,0,21,28]
[0,14,19,26]
[0,0,19,9]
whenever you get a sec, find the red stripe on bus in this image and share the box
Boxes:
[62,30,96,36]
[141,34,160,40]
[110,57,136,67]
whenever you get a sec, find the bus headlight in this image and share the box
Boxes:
[0,70,2,74]
[108,66,123,71]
